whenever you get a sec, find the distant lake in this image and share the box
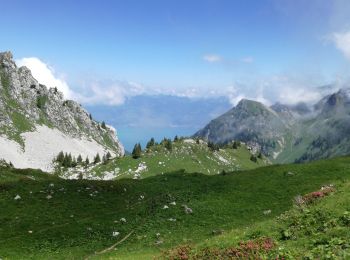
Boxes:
[116,126,196,152]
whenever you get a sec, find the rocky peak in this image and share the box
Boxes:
[0,51,124,170]
[314,89,350,116]
[0,51,17,70]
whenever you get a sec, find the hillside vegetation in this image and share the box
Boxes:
[58,138,267,180]
[1,156,350,259]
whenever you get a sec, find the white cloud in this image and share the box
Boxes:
[332,30,350,60]
[203,54,222,63]
[73,80,146,106]
[14,56,335,108]
[16,57,72,98]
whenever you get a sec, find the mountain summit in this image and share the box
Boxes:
[194,98,289,156]
[0,51,124,171]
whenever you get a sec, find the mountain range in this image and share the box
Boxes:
[195,89,350,163]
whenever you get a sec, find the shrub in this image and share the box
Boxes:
[36,95,48,109]
[250,155,257,163]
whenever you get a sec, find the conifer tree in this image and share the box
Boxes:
[71,157,77,167]
[132,143,142,159]
[146,138,155,149]
[62,153,69,168]
[77,154,83,164]
[250,155,257,163]
[106,151,112,160]
[67,153,73,167]
[56,151,64,164]
[165,139,173,151]
[101,121,106,129]
[85,157,90,166]
[94,153,101,164]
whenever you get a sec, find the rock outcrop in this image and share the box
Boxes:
[0,51,124,171]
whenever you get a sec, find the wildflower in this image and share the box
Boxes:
[112,231,120,237]
[14,195,21,200]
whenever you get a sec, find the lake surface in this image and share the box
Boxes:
[116,126,197,152]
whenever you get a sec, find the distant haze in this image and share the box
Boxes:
[86,95,232,151]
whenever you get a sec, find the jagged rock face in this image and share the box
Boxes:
[0,51,124,170]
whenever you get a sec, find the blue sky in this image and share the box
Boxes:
[1,0,350,105]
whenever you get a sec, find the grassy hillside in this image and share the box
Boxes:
[1,156,350,259]
[59,138,267,180]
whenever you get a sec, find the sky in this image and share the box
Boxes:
[2,0,350,106]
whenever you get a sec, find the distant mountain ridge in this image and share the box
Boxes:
[0,51,124,171]
[194,88,350,163]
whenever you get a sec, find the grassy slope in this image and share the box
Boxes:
[275,119,316,164]
[178,178,350,259]
[84,140,266,180]
[1,156,350,259]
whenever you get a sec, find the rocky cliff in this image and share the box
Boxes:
[0,51,124,171]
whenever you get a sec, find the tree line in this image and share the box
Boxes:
[54,151,112,168]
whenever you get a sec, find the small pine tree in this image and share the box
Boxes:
[232,141,241,149]
[208,141,219,151]
[77,154,83,164]
[89,114,92,120]
[232,142,238,149]
[257,152,263,159]
[174,135,179,142]
[101,121,106,129]
[85,157,90,165]
[56,151,65,164]
[146,138,155,149]
[250,155,257,163]
[71,157,77,167]
[165,139,172,151]
[67,153,73,167]
[106,151,112,160]
[132,143,142,159]
[94,153,101,164]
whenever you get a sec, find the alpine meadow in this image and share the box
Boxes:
[1,1,350,259]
